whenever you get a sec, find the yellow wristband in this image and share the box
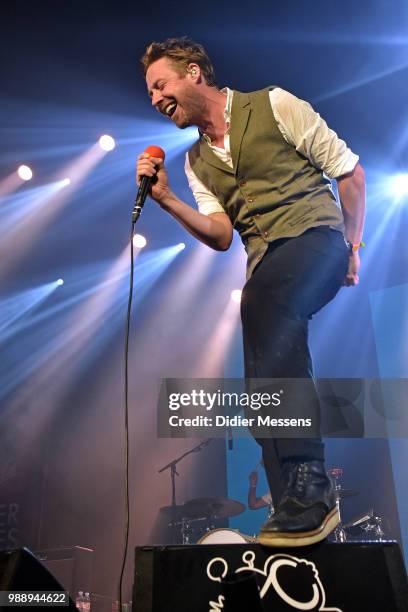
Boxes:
[350,241,365,253]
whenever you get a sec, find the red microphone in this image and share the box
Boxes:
[132,145,166,223]
[144,145,165,160]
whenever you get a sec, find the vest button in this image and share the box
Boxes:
[248,198,254,203]
[239,179,246,187]
[263,231,269,237]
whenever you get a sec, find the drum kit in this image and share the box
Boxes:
[160,466,386,545]
[160,497,251,544]
[327,467,386,543]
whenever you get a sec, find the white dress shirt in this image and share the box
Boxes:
[184,87,359,216]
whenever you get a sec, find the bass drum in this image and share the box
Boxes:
[198,528,255,544]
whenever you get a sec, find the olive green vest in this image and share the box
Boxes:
[188,87,345,278]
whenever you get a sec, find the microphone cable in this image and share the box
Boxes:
[117,146,164,609]
[118,219,136,611]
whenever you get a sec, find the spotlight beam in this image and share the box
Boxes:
[0,172,24,198]
[0,282,61,342]
[0,144,109,282]
[314,59,408,102]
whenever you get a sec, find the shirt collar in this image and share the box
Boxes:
[223,87,233,123]
[201,87,233,145]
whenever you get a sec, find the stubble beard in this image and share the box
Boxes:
[174,86,208,130]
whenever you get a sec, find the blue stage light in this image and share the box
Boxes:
[99,135,116,151]
[391,173,408,199]
[18,165,33,181]
[56,278,64,286]
[133,234,147,249]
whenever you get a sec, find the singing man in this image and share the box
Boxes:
[137,37,365,547]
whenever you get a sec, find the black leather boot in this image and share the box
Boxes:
[258,460,339,547]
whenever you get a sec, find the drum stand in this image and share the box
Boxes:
[180,517,190,545]
[344,509,386,541]
[362,514,385,540]
[328,467,348,543]
[332,496,347,543]
[158,439,212,544]
[328,467,387,543]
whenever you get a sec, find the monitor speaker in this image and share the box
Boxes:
[0,547,77,610]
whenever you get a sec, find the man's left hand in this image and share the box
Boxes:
[344,251,360,286]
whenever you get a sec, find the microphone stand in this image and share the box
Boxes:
[158,439,213,543]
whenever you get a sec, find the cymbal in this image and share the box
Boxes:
[334,488,358,498]
[159,504,188,522]
[161,497,246,521]
[343,510,374,529]
[182,497,246,519]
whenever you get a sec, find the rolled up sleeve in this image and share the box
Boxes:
[270,88,359,179]
[184,153,225,215]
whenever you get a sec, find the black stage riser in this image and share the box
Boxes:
[133,541,408,612]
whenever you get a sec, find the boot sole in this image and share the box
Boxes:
[257,506,340,548]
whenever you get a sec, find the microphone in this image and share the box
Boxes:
[132,145,166,223]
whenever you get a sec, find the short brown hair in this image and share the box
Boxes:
[141,37,217,87]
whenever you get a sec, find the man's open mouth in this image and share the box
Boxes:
[164,101,177,117]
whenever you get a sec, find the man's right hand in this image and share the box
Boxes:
[135,154,233,251]
[136,153,173,206]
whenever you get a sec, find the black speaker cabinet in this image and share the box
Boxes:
[133,541,408,612]
[0,547,77,610]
